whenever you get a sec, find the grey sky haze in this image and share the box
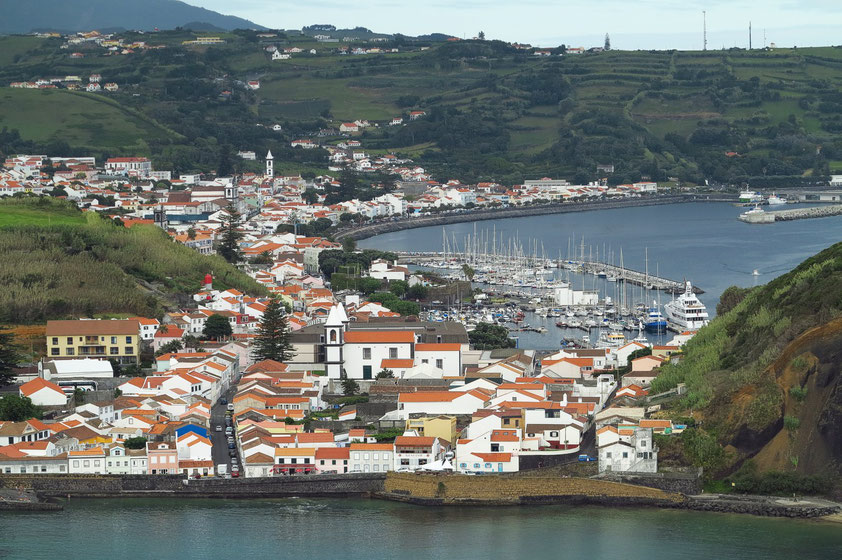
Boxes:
[187,0,842,50]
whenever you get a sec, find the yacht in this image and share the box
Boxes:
[664,281,710,330]
[643,301,667,333]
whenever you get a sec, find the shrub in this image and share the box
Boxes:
[789,386,808,401]
[783,415,801,431]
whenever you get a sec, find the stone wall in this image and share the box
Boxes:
[682,494,840,518]
[595,469,703,495]
[0,473,386,498]
[382,472,686,506]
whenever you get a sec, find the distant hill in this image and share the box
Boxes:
[0,0,264,34]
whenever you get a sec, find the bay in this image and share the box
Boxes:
[2,498,840,559]
[360,202,842,348]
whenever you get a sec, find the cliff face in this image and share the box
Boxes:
[656,241,842,477]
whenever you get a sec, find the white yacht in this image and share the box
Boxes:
[767,193,787,205]
[664,281,709,330]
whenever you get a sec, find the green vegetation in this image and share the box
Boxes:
[203,313,232,340]
[368,291,420,316]
[341,378,360,396]
[0,394,42,421]
[123,437,148,450]
[0,198,264,323]
[252,297,293,363]
[727,462,831,495]
[468,322,516,350]
[5,32,842,183]
[0,328,23,385]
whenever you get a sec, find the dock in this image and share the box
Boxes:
[740,204,842,224]
[396,252,701,295]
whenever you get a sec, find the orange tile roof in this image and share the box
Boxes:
[344,331,415,344]
[350,443,393,451]
[394,436,436,447]
[315,447,350,460]
[414,343,461,352]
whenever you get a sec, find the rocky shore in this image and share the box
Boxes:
[680,494,841,518]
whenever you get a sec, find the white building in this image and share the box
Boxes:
[349,443,394,473]
[18,378,67,407]
[68,448,107,474]
[394,435,442,471]
[598,426,657,473]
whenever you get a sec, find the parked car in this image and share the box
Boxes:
[227,403,235,411]
[225,427,233,435]
[231,471,240,478]
[215,425,223,432]
[578,454,596,462]
[220,398,227,405]
[228,442,235,449]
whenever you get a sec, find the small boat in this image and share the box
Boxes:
[644,301,667,333]
[767,193,786,206]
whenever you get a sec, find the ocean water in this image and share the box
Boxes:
[1,498,839,559]
[360,202,842,348]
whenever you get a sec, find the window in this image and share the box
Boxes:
[278,458,285,464]
[66,348,74,356]
[484,463,492,469]
[421,359,428,364]
[331,460,336,465]
[363,465,370,472]
[550,431,559,438]
[473,463,480,468]
[83,460,90,468]
[362,348,371,360]
[125,347,133,355]
[640,441,647,448]
[126,336,132,344]
[67,337,73,345]
[418,459,427,466]
[51,348,60,356]
[59,465,66,472]
[73,460,79,467]
[606,452,612,459]
[622,452,628,459]
[363,453,369,460]
[460,463,467,468]
[400,459,410,466]
[110,347,119,355]
[291,458,297,464]
[491,444,500,452]
[436,335,442,343]
[111,336,117,344]
[52,337,58,345]
[19,467,25,473]
[373,464,379,471]
[436,359,443,369]
[320,460,325,465]
[372,453,378,460]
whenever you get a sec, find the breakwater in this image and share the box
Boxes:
[338,195,717,241]
[740,204,842,224]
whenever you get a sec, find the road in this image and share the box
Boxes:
[210,385,239,474]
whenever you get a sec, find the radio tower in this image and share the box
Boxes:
[703,11,707,51]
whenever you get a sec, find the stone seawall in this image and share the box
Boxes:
[595,470,703,495]
[381,472,686,506]
[681,494,841,518]
[336,195,711,241]
[0,474,386,498]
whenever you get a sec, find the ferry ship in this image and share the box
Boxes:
[738,189,763,204]
[664,281,710,330]
[643,302,667,333]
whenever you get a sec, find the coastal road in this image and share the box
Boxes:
[210,385,239,472]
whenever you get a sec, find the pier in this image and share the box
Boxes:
[397,252,702,295]
[739,204,842,224]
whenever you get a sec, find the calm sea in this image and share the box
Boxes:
[1,498,839,559]
[360,202,842,348]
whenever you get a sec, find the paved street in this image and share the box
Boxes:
[210,385,239,474]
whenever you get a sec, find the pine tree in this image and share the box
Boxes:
[0,328,22,386]
[604,33,611,51]
[218,203,242,263]
[253,298,294,363]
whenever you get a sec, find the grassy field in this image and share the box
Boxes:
[0,200,86,227]
[0,89,175,150]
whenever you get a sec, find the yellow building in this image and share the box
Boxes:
[46,320,141,365]
[405,415,458,445]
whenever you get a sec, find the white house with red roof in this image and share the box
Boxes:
[394,434,443,471]
[397,390,490,419]
[19,378,67,406]
[413,343,462,376]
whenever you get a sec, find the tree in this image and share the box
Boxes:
[217,144,234,177]
[604,33,611,51]
[253,297,294,362]
[376,368,394,379]
[124,437,147,450]
[73,387,86,405]
[357,277,382,295]
[187,227,197,240]
[342,378,360,396]
[203,314,232,340]
[302,188,319,204]
[468,322,515,350]
[0,394,42,422]
[182,335,205,352]
[462,263,476,281]
[155,339,183,356]
[478,31,486,40]
[0,328,22,385]
[407,284,429,300]
[218,203,243,263]
[342,237,357,253]
[389,280,408,298]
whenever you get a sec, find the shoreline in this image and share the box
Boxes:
[337,194,733,241]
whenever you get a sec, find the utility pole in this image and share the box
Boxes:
[703,11,707,51]
[749,21,752,50]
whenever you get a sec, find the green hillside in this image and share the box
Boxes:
[0,198,265,324]
[654,242,842,485]
[3,32,842,184]
[0,89,176,152]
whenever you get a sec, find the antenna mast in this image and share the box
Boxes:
[703,11,707,51]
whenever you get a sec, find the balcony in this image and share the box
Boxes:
[78,346,106,356]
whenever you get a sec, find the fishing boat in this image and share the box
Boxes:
[767,193,787,206]
[644,301,667,333]
[664,281,710,330]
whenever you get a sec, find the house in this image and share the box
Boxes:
[413,343,462,376]
[104,157,152,177]
[46,319,141,365]
[68,447,107,474]
[398,390,489,419]
[247,80,260,90]
[0,419,52,446]
[598,426,657,473]
[457,452,518,474]
[339,123,359,133]
[342,330,414,380]
[404,416,457,445]
[147,441,179,474]
[394,435,443,471]
[409,111,426,120]
[349,443,393,473]
[315,447,350,474]
[19,378,67,407]
[273,447,316,475]
[368,259,409,282]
